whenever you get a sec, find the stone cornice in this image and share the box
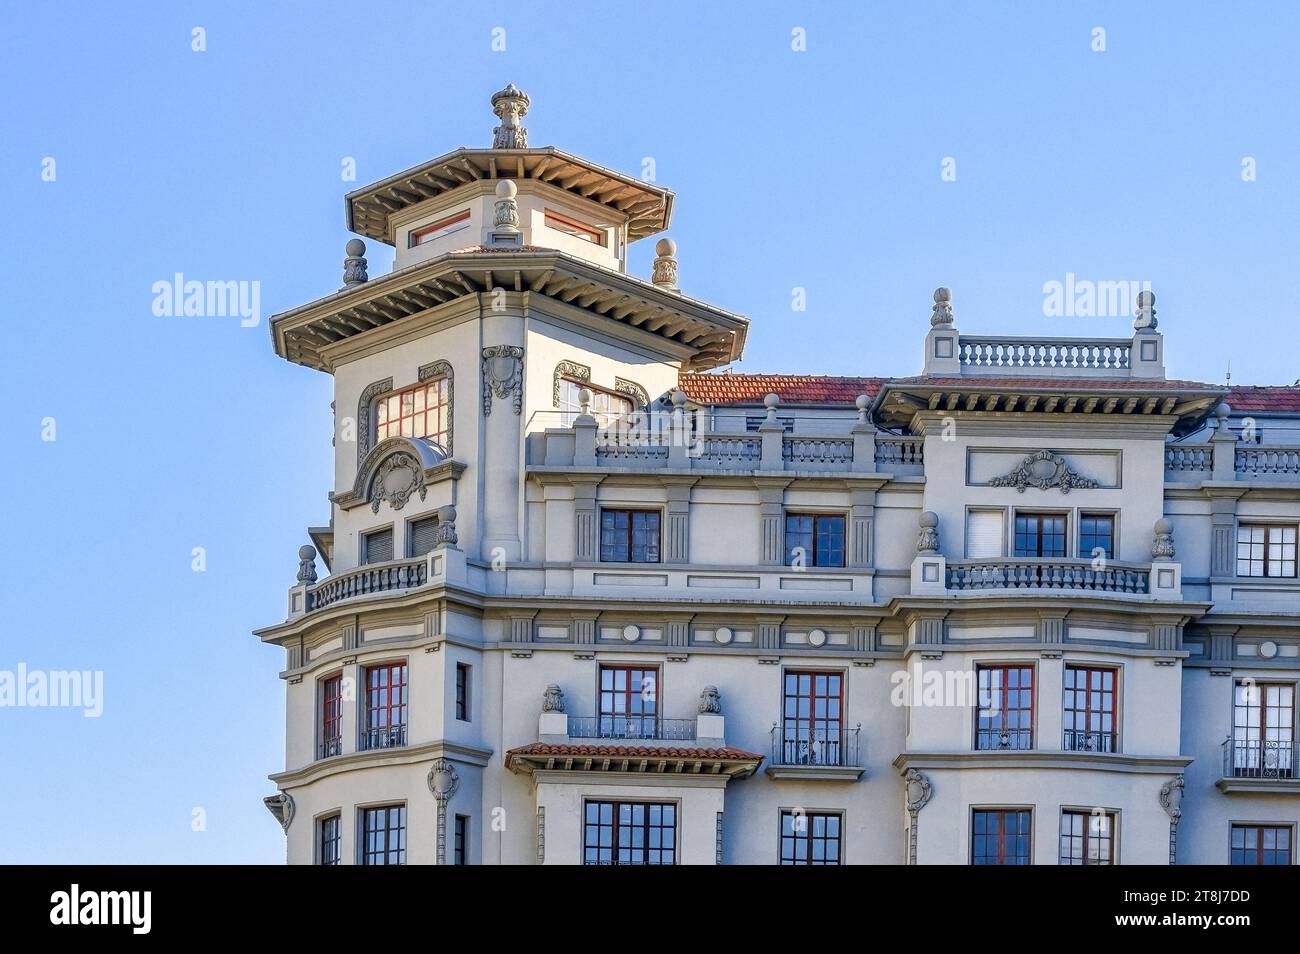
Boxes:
[527,465,894,491]
[270,739,494,789]
[893,750,1192,774]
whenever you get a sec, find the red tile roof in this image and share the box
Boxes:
[679,373,886,406]
[505,743,764,767]
[889,376,1225,392]
[1228,385,1300,413]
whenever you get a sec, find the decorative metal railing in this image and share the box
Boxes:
[769,724,862,768]
[1063,729,1117,754]
[945,558,1150,593]
[317,737,343,760]
[567,716,698,742]
[958,336,1132,372]
[358,724,407,752]
[975,727,1033,751]
[1223,738,1295,779]
[308,558,428,612]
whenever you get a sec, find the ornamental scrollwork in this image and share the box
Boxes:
[483,346,524,416]
[988,449,1099,494]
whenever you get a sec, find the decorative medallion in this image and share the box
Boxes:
[988,449,1099,493]
[263,792,295,833]
[542,684,567,713]
[482,346,524,416]
[370,452,427,513]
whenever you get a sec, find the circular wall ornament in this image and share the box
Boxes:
[1259,640,1279,659]
[622,624,641,643]
[715,626,733,645]
[808,628,827,648]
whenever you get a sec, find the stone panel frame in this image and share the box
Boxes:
[357,361,455,468]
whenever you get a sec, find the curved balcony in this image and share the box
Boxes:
[306,557,429,613]
[945,558,1150,595]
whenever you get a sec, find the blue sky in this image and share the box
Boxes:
[2,2,1296,862]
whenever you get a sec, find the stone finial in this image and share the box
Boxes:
[698,685,722,715]
[855,394,871,426]
[343,238,368,288]
[652,238,679,291]
[671,389,687,410]
[1214,401,1231,433]
[542,684,566,713]
[493,179,520,231]
[1152,518,1175,561]
[763,392,780,425]
[491,84,531,149]
[1135,289,1157,330]
[930,287,953,327]
[917,511,940,553]
[297,545,318,584]
[434,505,459,547]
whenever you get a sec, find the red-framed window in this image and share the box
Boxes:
[360,805,406,865]
[545,209,605,246]
[1059,810,1115,865]
[781,671,844,766]
[1231,824,1293,865]
[319,673,343,759]
[1231,681,1295,778]
[598,665,658,738]
[780,811,842,865]
[317,814,341,866]
[375,378,450,448]
[1063,666,1117,753]
[583,801,676,865]
[409,210,471,247]
[361,662,407,750]
[972,809,1032,865]
[557,378,634,427]
[1237,524,1297,577]
[976,664,1034,750]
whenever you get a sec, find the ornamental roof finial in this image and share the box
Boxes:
[931,287,953,327]
[491,84,531,149]
[652,238,679,291]
[1135,289,1157,331]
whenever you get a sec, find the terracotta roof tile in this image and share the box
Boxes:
[505,742,764,766]
[888,376,1225,392]
[679,372,886,406]
[1227,385,1300,413]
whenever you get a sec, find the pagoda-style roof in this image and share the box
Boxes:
[269,247,748,372]
[346,147,673,246]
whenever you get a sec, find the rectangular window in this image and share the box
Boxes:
[361,527,393,565]
[409,210,471,247]
[360,805,406,865]
[375,378,450,448]
[1059,810,1115,865]
[780,810,842,865]
[598,665,658,738]
[1236,524,1297,578]
[455,663,470,722]
[317,814,341,866]
[361,662,407,750]
[558,378,634,427]
[976,665,1034,750]
[972,809,1032,865]
[781,671,844,766]
[784,514,846,568]
[599,509,661,563]
[965,509,1006,559]
[1014,513,1066,558]
[583,801,676,865]
[408,515,440,557]
[454,815,469,866]
[545,209,606,245]
[1063,666,1117,753]
[319,673,342,759]
[1231,681,1295,778]
[1079,513,1115,560]
[1231,824,1293,865]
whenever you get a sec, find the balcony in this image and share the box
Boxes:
[946,558,1150,595]
[358,724,407,752]
[976,728,1033,751]
[765,724,864,780]
[1063,729,1117,754]
[567,716,698,743]
[1218,738,1299,793]
[317,737,342,760]
[1164,443,1300,481]
[307,557,428,613]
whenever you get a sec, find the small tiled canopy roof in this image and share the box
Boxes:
[505,742,764,778]
[1228,385,1300,413]
[679,373,887,406]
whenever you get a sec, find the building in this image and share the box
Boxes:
[256,85,1300,865]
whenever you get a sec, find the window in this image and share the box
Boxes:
[409,210,470,247]
[1231,681,1295,778]
[598,665,658,738]
[408,515,440,557]
[317,814,341,866]
[375,379,450,448]
[972,809,1032,865]
[455,663,470,722]
[780,811,842,865]
[600,509,660,563]
[361,527,393,565]
[784,514,846,568]
[583,801,676,865]
[361,662,407,750]
[1079,513,1115,560]
[1237,524,1297,577]
[1014,512,1066,558]
[1231,825,1292,865]
[1063,666,1117,753]
[781,671,844,766]
[558,378,634,427]
[976,665,1034,750]
[454,815,469,866]
[965,509,1006,559]
[319,674,342,759]
[1059,810,1115,865]
[360,805,406,865]
[545,209,605,246]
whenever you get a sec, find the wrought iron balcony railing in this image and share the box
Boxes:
[770,724,862,768]
[567,716,697,742]
[358,724,407,752]
[317,737,343,759]
[1223,738,1295,779]
[975,727,1033,751]
[1063,729,1117,754]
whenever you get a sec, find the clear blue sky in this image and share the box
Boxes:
[2,2,1296,863]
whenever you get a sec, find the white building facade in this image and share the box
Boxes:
[257,86,1300,866]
